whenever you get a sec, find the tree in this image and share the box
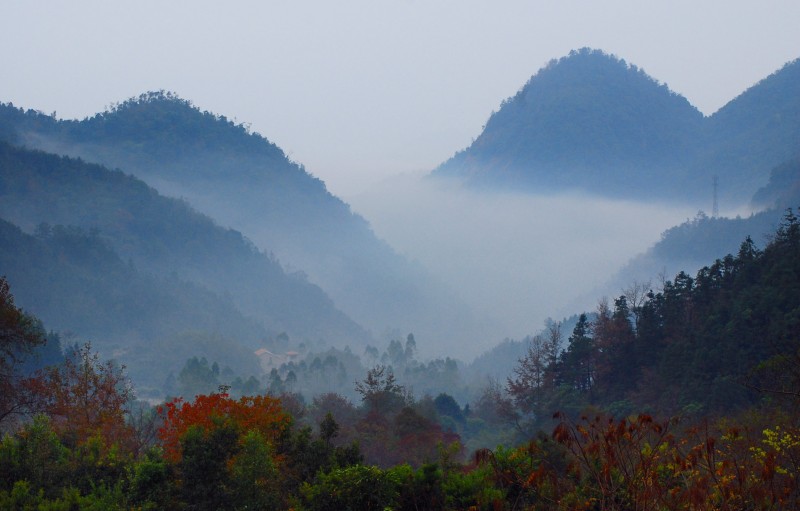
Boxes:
[178,421,239,510]
[433,393,464,424]
[355,365,407,415]
[507,333,555,417]
[157,391,290,464]
[0,277,47,429]
[592,296,637,403]
[558,314,596,399]
[301,464,398,511]
[473,379,519,430]
[177,356,220,397]
[36,343,134,449]
[405,333,417,361]
[158,391,291,507]
[229,429,280,509]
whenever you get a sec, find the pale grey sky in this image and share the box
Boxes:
[3,1,799,197]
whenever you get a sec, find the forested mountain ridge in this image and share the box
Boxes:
[0,142,372,379]
[499,209,800,436]
[697,58,800,199]
[434,48,800,204]
[596,158,800,300]
[752,158,800,209]
[0,217,263,389]
[0,94,490,354]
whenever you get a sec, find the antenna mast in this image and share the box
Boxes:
[712,175,719,218]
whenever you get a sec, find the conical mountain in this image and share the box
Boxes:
[434,48,704,198]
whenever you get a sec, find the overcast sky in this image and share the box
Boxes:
[3,1,799,197]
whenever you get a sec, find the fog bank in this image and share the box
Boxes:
[348,174,697,343]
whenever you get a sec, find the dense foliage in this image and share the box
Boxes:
[2,50,800,508]
[1,212,799,508]
[0,218,266,390]
[505,210,800,430]
[0,276,47,430]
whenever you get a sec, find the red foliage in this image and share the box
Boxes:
[158,392,290,463]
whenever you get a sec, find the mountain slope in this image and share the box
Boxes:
[0,142,371,352]
[434,48,705,198]
[698,59,800,201]
[0,218,264,389]
[752,158,800,209]
[434,49,800,206]
[0,94,491,354]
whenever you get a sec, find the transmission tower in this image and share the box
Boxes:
[712,175,719,218]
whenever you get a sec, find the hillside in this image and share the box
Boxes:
[434,49,800,205]
[434,48,705,198]
[0,218,263,390]
[751,158,800,209]
[597,157,800,299]
[697,58,800,200]
[0,142,372,359]
[0,94,489,354]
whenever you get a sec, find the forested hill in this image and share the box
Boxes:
[0,218,263,389]
[594,159,800,300]
[752,158,800,210]
[0,142,372,364]
[697,58,800,199]
[0,94,490,354]
[434,49,800,204]
[434,48,704,197]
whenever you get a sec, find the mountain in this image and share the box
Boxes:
[0,217,264,391]
[751,159,800,210]
[598,157,800,298]
[697,59,800,201]
[0,94,490,355]
[605,210,782,294]
[434,48,705,198]
[0,142,372,371]
[434,49,800,206]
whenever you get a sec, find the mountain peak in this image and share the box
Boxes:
[434,48,704,197]
[77,90,274,154]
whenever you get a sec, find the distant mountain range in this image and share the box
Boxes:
[2,47,799,387]
[434,48,800,206]
[0,141,375,390]
[0,94,491,362]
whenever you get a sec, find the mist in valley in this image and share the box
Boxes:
[348,172,698,351]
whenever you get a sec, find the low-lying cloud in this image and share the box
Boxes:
[348,173,697,345]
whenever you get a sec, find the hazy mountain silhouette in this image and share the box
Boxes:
[0,142,372,361]
[434,48,704,198]
[751,158,800,209]
[698,59,800,201]
[434,49,800,205]
[0,216,264,390]
[0,97,492,354]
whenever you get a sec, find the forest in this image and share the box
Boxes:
[1,211,798,509]
[2,47,800,509]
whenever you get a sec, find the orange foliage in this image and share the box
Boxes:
[546,413,800,510]
[158,392,291,463]
[37,343,134,450]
